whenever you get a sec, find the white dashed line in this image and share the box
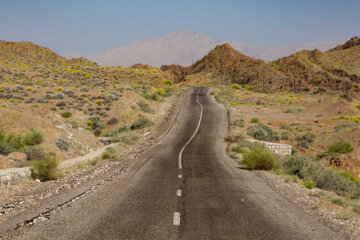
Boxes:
[178,174,182,179]
[173,212,181,226]
[176,189,182,197]
[178,90,204,170]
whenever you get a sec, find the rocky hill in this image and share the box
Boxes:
[0,39,178,168]
[162,37,360,94]
[274,37,360,94]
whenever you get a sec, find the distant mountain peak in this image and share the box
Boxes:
[86,31,341,67]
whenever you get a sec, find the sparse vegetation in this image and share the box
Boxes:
[282,156,360,198]
[130,116,153,130]
[327,140,354,155]
[247,124,279,142]
[242,143,279,170]
[137,101,154,114]
[102,147,116,159]
[249,117,260,123]
[61,111,72,118]
[231,118,245,127]
[30,153,62,181]
[284,107,305,114]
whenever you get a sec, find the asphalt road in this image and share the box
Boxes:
[9,87,343,240]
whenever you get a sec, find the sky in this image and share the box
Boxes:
[0,0,359,55]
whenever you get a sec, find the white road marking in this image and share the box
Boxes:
[178,174,182,179]
[173,212,181,226]
[176,189,182,197]
[178,89,204,170]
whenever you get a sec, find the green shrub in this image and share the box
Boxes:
[282,156,360,198]
[334,122,352,132]
[224,132,244,143]
[163,80,173,86]
[155,88,165,95]
[295,132,316,149]
[61,111,72,118]
[250,117,260,123]
[31,153,62,181]
[231,83,242,90]
[23,146,45,161]
[302,180,316,189]
[137,101,154,114]
[327,140,353,155]
[284,107,305,114]
[144,93,163,102]
[232,119,245,127]
[130,116,153,130]
[22,129,43,145]
[247,124,279,142]
[280,125,292,131]
[111,131,141,145]
[242,143,279,170]
[213,88,236,105]
[102,147,117,159]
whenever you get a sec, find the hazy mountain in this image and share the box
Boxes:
[86,30,341,67]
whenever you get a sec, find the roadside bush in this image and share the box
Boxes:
[247,124,279,142]
[242,143,279,170]
[282,156,360,198]
[130,116,153,130]
[213,88,236,105]
[102,147,117,159]
[250,117,260,123]
[111,131,141,145]
[232,119,244,127]
[224,132,244,143]
[23,146,45,161]
[137,101,154,114]
[327,140,353,155]
[31,153,62,181]
[22,129,43,145]
[284,107,305,114]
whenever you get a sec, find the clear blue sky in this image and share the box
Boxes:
[0,0,359,55]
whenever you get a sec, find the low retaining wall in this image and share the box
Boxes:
[0,144,117,188]
[248,140,292,155]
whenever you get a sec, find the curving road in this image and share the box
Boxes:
[8,87,343,240]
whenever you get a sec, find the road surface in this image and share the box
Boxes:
[8,87,342,239]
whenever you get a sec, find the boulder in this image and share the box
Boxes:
[7,152,27,162]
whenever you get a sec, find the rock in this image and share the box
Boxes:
[35,179,41,183]
[7,152,27,162]
[143,132,152,137]
[54,93,64,99]
[56,137,69,151]
[291,121,300,126]
[36,97,46,103]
